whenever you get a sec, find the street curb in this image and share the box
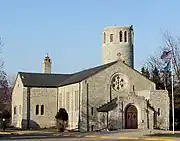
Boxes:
[0,132,13,135]
[0,132,176,141]
[85,135,175,141]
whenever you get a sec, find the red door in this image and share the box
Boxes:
[125,105,138,129]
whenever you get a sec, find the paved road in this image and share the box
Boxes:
[0,138,125,141]
[0,136,164,141]
[0,138,157,141]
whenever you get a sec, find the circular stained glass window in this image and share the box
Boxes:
[111,73,128,91]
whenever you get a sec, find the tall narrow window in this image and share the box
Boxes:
[91,125,94,131]
[59,93,62,108]
[41,105,44,115]
[158,108,160,116]
[14,106,17,115]
[63,92,66,107]
[110,34,113,42]
[124,31,127,42]
[66,92,70,110]
[91,107,94,116]
[103,32,106,43]
[119,31,122,42]
[19,105,21,114]
[75,91,79,110]
[36,105,39,115]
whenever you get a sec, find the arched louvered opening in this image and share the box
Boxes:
[103,32,106,43]
[124,31,127,42]
[36,105,39,115]
[119,31,123,42]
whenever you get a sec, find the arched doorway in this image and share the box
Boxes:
[125,105,138,129]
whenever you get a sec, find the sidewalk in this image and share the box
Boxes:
[84,129,179,141]
[0,129,89,137]
[0,129,180,141]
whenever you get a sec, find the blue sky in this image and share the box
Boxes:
[1,0,180,77]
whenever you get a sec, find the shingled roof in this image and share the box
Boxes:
[19,61,117,87]
[59,61,117,86]
[19,72,72,87]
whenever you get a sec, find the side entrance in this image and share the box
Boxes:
[125,105,138,129]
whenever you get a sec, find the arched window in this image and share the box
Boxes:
[119,31,122,42]
[103,32,106,43]
[36,105,39,115]
[110,34,113,42]
[41,105,44,115]
[124,31,127,42]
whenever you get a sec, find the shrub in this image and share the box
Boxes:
[55,108,68,132]
[1,110,11,131]
[2,110,11,119]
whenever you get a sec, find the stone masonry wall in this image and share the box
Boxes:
[80,61,156,131]
[121,95,148,129]
[102,26,134,68]
[58,83,80,130]
[150,90,169,130]
[28,87,57,128]
[11,74,24,128]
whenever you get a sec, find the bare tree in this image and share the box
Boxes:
[0,38,4,69]
[162,32,180,82]
[0,38,10,109]
[0,38,8,89]
[143,32,180,129]
[7,74,16,88]
[145,32,180,84]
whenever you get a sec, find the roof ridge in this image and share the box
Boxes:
[71,61,117,75]
[19,72,71,75]
[59,61,118,86]
[18,61,118,88]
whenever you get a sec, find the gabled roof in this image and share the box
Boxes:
[19,72,72,87]
[18,59,155,88]
[59,61,117,86]
[18,61,118,87]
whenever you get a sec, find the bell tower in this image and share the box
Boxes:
[102,25,134,68]
[42,53,52,73]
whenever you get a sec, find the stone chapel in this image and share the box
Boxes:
[11,25,170,131]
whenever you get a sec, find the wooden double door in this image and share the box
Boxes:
[125,105,138,129]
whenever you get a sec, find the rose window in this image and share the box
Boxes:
[111,74,128,91]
